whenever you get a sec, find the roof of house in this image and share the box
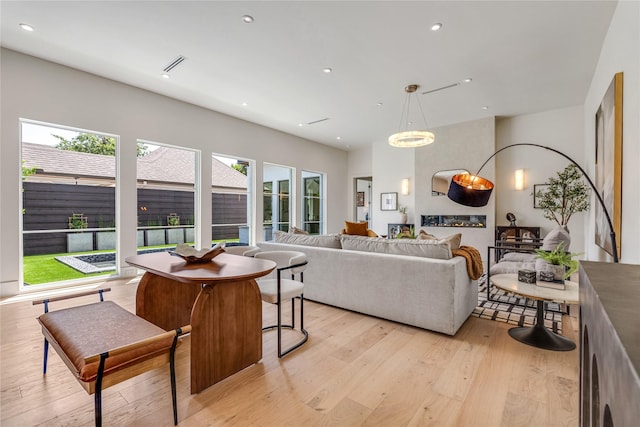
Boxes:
[21,142,247,189]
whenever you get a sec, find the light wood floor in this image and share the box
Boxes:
[0,277,579,426]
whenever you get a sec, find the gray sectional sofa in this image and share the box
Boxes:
[257,231,478,336]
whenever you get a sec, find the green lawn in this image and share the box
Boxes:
[23,239,239,285]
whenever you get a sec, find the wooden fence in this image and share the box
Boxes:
[23,182,247,255]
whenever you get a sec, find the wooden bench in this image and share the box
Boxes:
[33,288,190,426]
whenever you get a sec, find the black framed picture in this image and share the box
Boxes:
[380,192,398,211]
[533,184,549,209]
[356,191,365,207]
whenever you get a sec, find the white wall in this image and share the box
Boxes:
[415,117,496,260]
[371,138,415,235]
[583,0,639,264]
[0,49,348,297]
[495,106,586,255]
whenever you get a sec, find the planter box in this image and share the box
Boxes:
[96,231,116,250]
[146,229,166,246]
[185,227,195,243]
[67,233,93,253]
[166,228,185,244]
[137,230,145,247]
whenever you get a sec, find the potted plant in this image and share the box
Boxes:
[534,164,589,228]
[534,242,580,281]
[67,213,92,252]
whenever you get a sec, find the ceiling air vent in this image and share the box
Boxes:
[163,55,187,73]
[307,118,330,125]
[421,83,460,95]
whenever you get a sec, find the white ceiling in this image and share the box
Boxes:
[0,1,617,151]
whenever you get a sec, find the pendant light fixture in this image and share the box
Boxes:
[388,84,435,148]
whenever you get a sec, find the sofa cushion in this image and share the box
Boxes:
[344,221,369,236]
[416,231,462,250]
[340,235,452,259]
[273,230,342,248]
[288,226,309,235]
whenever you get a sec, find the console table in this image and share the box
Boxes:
[579,262,640,427]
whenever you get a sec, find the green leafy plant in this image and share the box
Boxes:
[395,225,415,239]
[398,205,407,214]
[167,213,180,226]
[68,213,88,230]
[534,242,580,279]
[533,164,589,226]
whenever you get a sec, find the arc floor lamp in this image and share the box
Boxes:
[446,143,619,263]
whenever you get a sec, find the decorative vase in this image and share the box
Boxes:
[401,213,407,224]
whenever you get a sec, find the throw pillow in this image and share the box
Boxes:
[439,233,462,251]
[289,226,309,235]
[344,221,369,236]
[416,230,437,240]
[541,226,571,251]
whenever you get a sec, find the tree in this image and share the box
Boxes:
[534,164,590,226]
[53,133,149,157]
[231,162,248,175]
[21,160,36,214]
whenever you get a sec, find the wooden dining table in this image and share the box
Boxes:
[125,251,276,393]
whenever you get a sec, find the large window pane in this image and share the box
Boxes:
[212,155,251,245]
[20,121,118,286]
[136,142,196,251]
[263,163,292,239]
[302,171,324,234]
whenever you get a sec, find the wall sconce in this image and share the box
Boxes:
[514,169,525,190]
[401,178,410,195]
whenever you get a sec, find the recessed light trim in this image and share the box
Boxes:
[322,67,332,73]
[241,102,248,107]
[336,136,341,140]
[297,123,303,127]
[482,106,489,110]
[161,73,170,79]
[431,23,443,31]
[19,23,34,32]
[463,78,472,83]
[242,15,254,23]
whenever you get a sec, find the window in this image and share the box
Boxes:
[137,141,197,251]
[20,120,119,286]
[278,180,290,232]
[263,163,293,239]
[212,155,251,245]
[302,171,323,234]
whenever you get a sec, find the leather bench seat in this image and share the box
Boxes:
[38,301,175,383]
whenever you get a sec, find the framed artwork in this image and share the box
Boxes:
[380,192,398,211]
[595,72,623,258]
[356,191,365,207]
[533,184,549,209]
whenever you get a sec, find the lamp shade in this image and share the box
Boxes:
[447,174,494,207]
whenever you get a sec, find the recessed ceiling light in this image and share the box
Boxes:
[241,102,248,107]
[376,102,383,107]
[297,123,303,127]
[336,136,341,140]
[431,23,443,31]
[161,73,170,79]
[19,23,34,32]
[322,67,332,73]
[482,106,489,110]
[242,15,254,23]
[462,78,472,83]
